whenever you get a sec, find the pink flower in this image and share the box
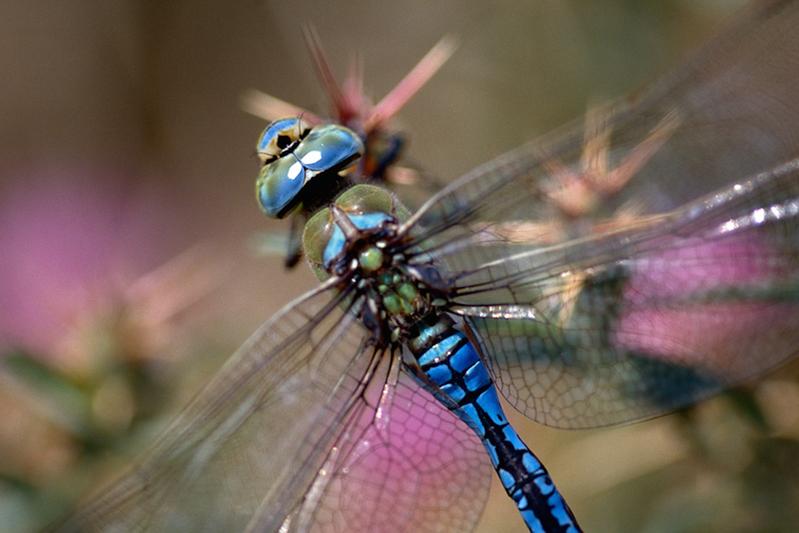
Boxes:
[0,163,182,366]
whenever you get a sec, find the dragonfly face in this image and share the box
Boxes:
[255,118,364,217]
[245,35,457,267]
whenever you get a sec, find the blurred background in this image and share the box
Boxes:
[2,0,798,531]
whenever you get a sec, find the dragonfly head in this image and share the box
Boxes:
[255,117,364,218]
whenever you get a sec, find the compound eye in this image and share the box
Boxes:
[256,117,312,164]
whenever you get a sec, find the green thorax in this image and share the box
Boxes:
[302,184,411,281]
[301,184,429,327]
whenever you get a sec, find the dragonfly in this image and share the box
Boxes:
[61,1,799,531]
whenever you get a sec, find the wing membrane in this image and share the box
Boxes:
[278,355,490,533]
[394,0,799,429]
[450,160,799,428]
[403,0,799,274]
[60,280,375,532]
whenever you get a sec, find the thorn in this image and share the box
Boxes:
[342,52,366,118]
[303,25,354,121]
[366,35,459,132]
[240,89,321,124]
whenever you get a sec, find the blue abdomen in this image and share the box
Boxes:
[408,314,582,533]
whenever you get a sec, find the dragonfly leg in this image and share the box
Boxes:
[284,212,307,268]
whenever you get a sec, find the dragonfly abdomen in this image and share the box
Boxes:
[407,314,582,533]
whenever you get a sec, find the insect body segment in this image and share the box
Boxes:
[409,315,581,533]
[321,212,394,269]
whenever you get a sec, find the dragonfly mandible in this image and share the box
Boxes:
[60,1,799,531]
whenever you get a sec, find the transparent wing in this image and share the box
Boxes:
[276,354,491,533]
[436,160,799,429]
[403,0,799,271]
[393,0,799,429]
[60,279,378,532]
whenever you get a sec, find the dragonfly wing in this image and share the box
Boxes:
[276,355,491,533]
[435,161,799,429]
[404,0,799,267]
[398,0,799,430]
[61,280,377,532]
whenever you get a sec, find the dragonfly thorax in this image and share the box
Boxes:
[302,184,440,341]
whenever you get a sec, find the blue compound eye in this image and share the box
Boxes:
[256,117,310,164]
[255,120,364,218]
[292,124,364,176]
